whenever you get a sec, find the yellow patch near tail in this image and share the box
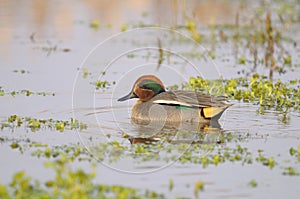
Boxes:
[203,107,224,118]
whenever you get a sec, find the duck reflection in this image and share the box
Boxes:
[128,118,224,145]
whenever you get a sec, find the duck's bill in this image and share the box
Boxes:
[117,92,136,101]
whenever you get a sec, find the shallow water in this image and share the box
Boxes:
[1,0,300,198]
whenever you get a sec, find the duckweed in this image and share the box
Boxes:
[283,56,292,65]
[0,87,4,96]
[168,179,174,192]
[248,179,258,188]
[89,20,100,31]
[127,53,135,58]
[12,69,29,74]
[82,68,89,78]
[0,87,55,97]
[121,24,128,32]
[207,51,215,59]
[26,139,248,168]
[30,144,91,161]
[0,156,165,199]
[1,115,87,132]
[183,74,300,112]
[256,153,276,169]
[2,130,299,178]
[282,167,300,176]
[10,142,19,149]
[194,181,204,199]
[185,19,202,43]
[289,145,300,162]
[194,181,204,191]
[91,80,113,89]
[238,57,246,64]
[29,143,48,147]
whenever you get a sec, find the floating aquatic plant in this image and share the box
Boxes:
[90,80,114,90]
[89,20,100,31]
[1,115,87,132]
[185,19,202,43]
[182,74,300,113]
[12,69,29,74]
[2,130,299,178]
[282,167,300,176]
[0,87,55,97]
[121,24,128,32]
[0,155,165,199]
[248,179,258,188]
[289,145,300,162]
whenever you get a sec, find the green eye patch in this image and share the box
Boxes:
[139,80,165,94]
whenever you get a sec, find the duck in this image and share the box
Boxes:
[118,75,231,125]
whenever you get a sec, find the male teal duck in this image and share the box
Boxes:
[118,75,231,124]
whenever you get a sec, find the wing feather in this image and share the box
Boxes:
[153,91,230,108]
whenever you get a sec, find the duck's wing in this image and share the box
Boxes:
[176,91,229,107]
[153,91,232,118]
[153,91,229,107]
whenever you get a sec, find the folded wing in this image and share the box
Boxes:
[153,91,231,118]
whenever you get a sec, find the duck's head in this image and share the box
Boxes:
[118,75,166,102]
